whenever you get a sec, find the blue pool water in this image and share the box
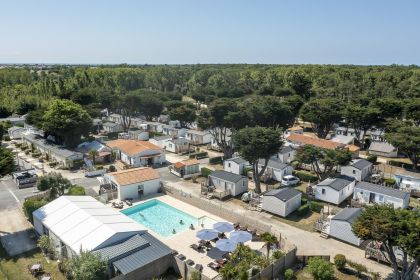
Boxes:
[121,199,198,237]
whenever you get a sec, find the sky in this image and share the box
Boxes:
[0,0,419,65]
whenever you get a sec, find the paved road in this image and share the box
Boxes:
[0,178,37,210]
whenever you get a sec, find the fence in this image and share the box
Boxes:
[173,255,221,280]
[249,247,297,280]
[296,255,330,266]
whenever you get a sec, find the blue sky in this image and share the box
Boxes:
[0,0,419,64]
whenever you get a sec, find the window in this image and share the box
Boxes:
[379,195,384,202]
[322,188,326,194]
[352,170,356,174]
[228,163,231,167]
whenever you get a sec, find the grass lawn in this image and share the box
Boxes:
[0,243,65,280]
[271,210,319,232]
[296,266,360,280]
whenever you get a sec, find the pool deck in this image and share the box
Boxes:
[109,194,265,279]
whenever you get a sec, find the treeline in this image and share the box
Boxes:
[0,64,419,117]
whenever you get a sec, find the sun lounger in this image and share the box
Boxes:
[190,244,204,251]
[125,200,132,206]
[207,262,221,270]
[177,254,186,260]
[186,259,195,266]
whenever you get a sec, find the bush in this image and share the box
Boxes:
[301,197,308,205]
[201,167,212,178]
[3,135,10,141]
[49,162,58,167]
[308,257,334,280]
[284,268,294,280]
[95,164,104,170]
[272,250,283,260]
[347,260,368,277]
[23,198,48,223]
[388,160,414,170]
[242,166,252,176]
[108,165,116,172]
[334,254,346,270]
[367,155,377,164]
[384,178,396,187]
[296,204,310,216]
[309,201,323,212]
[209,156,223,164]
[37,235,53,255]
[294,170,318,182]
[67,186,86,196]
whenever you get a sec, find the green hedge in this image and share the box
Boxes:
[310,201,323,212]
[189,151,208,159]
[294,170,318,182]
[296,204,310,216]
[388,160,414,170]
[209,156,223,164]
[384,178,396,186]
[201,167,212,178]
[23,198,48,223]
[67,186,86,196]
[367,155,377,164]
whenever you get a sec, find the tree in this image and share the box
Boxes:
[385,120,420,171]
[68,251,107,280]
[88,149,99,165]
[300,98,343,138]
[260,232,278,261]
[405,98,420,124]
[168,103,196,127]
[0,106,12,118]
[373,98,404,119]
[233,127,282,193]
[308,257,334,280]
[26,107,45,128]
[138,93,164,121]
[352,204,419,280]
[0,146,16,177]
[37,172,72,199]
[344,103,382,141]
[199,98,249,159]
[284,268,294,280]
[114,93,143,131]
[42,100,92,148]
[295,146,352,180]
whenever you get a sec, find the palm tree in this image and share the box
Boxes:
[260,232,278,261]
[219,262,236,280]
[88,149,99,165]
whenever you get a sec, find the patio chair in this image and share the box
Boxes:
[177,254,186,260]
[239,224,248,231]
[186,259,195,266]
[233,222,240,229]
[190,244,204,252]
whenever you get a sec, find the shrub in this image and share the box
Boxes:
[347,260,368,277]
[308,257,334,280]
[296,204,309,216]
[209,156,223,164]
[67,186,86,196]
[334,254,346,270]
[108,165,116,172]
[242,167,252,176]
[192,175,198,183]
[95,164,104,170]
[3,135,10,141]
[23,198,48,223]
[388,160,414,170]
[189,151,208,159]
[367,155,377,164]
[49,162,58,167]
[384,178,396,187]
[309,201,323,212]
[37,235,53,255]
[294,170,318,182]
[272,250,283,260]
[301,197,308,205]
[284,268,294,280]
[201,167,212,178]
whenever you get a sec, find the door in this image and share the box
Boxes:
[138,185,144,198]
[369,192,375,203]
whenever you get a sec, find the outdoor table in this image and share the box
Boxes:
[31,264,41,271]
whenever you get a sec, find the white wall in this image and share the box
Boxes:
[315,181,354,205]
[285,194,302,216]
[209,176,248,196]
[329,220,362,246]
[341,166,372,181]
[224,161,243,175]
[118,179,160,200]
[262,196,286,217]
[353,188,408,209]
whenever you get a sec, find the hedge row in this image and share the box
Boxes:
[209,156,223,164]
[67,186,86,196]
[294,170,318,182]
[309,201,323,212]
[296,204,310,216]
[201,167,212,178]
[189,151,208,159]
[23,198,48,223]
[388,160,414,170]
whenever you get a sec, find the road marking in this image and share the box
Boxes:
[7,188,20,204]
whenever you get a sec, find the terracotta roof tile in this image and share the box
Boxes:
[286,134,344,150]
[173,158,199,169]
[106,139,161,156]
[109,167,159,186]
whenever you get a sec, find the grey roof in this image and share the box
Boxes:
[170,138,190,145]
[187,129,210,136]
[23,133,82,159]
[111,232,172,275]
[355,181,409,199]
[279,146,294,154]
[209,170,245,183]
[258,159,288,170]
[153,135,172,141]
[317,176,355,191]
[102,122,120,127]
[94,234,150,262]
[351,159,372,170]
[226,157,247,165]
[332,208,362,223]
[265,188,301,202]
[369,142,396,153]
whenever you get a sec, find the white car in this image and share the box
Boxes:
[281,175,300,186]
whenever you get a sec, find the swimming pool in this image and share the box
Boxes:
[121,199,199,237]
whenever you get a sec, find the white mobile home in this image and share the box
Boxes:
[208,170,248,197]
[270,146,296,164]
[149,135,172,149]
[353,181,410,209]
[185,130,213,145]
[340,159,373,181]
[315,176,356,205]
[329,208,363,246]
[224,157,248,175]
[394,173,420,193]
[262,188,301,217]
[102,122,124,133]
[258,159,294,182]
[166,138,191,153]
[170,159,200,179]
[104,167,161,200]
[368,142,398,158]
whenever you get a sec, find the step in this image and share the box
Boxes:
[320,232,329,239]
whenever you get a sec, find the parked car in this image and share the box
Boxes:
[281,175,300,186]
